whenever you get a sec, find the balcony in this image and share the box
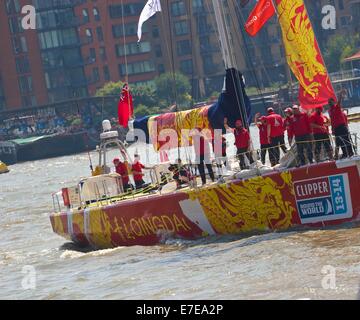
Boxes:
[35,0,86,12]
[330,69,360,82]
[36,16,83,31]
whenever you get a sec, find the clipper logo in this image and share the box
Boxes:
[294,174,352,224]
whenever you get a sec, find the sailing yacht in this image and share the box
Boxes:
[49,0,360,249]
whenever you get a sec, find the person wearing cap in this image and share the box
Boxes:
[328,90,354,158]
[283,107,294,146]
[224,117,254,170]
[192,127,215,186]
[168,159,190,189]
[266,107,286,167]
[255,113,270,165]
[288,106,313,166]
[113,157,131,191]
[310,106,333,162]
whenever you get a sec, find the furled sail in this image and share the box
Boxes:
[133,68,252,151]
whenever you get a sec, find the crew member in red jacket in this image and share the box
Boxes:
[255,113,270,165]
[113,157,131,191]
[225,118,254,170]
[266,107,286,166]
[289,106,313,166]
[132,154,147,189]
[283,107,294,146]
[193,128,215,186]
[328,90,354,158]
[310,106,333,162]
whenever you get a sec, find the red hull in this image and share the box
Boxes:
[50,158,360,249]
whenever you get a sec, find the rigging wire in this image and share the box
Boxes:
[120,0,133,124]
[231,0,268,106]
[203,0,247,129]
[234,0,298,111]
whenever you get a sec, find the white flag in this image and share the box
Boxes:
[137,0,162,42]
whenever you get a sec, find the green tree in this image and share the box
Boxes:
[154,72,192,108]
[324,35,359,72]
[96,81,157,108]
[95,81,124,96]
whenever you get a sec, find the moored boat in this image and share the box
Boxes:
[0,160,9,174]
[0,141,17,165]
[11,131,99,163]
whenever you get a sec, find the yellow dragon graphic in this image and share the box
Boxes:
[277,0,327,98]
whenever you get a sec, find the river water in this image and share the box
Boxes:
[1,107,360,300]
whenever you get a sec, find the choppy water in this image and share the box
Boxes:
[1,107,360,300]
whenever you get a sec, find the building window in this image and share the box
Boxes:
[180,59,193,74]
[62,48,82,67]
[338,0,344,10]
[93,7,100,21]
[103,66,110,81]
[100,47,107,61]
[112,22,144,38]
[18,76,33,93]
[203,55,215,73]
[193,0,204,13]
[199,36,211,52]
[89,48,96,62]
[8,17,22,34]
[152,26,160,38]
[96,26,104,41]
[109,4,143,18]
[92,67,100,82]
[340,16,351,27]
[12,36,28,54]
[174,20,189,36]
[38,29,77,49]
[177,40,191,56]
[21,95,36,107]
[116,42,151,57]
[5,0,20,14]
[158,64,165,74]
[119,61,155,76]
[155,45,162,58]
[82,9,90,23]
[86,28,93,42]
[42,50,63,68]
[171,1,186,16]
[15,56,30,74]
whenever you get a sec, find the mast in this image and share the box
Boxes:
[211,0,249,129]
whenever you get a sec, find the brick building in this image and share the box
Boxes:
[0,0,359,112]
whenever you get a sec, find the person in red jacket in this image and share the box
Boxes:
[266,107,287,166]
[328,90,354,158]
[225,118,254,170]
[310,106,333,162]
[113,157,132,191]
[283,107,294,146]
[192,128,215,186]
[289,106,313,166]
[131,154,147,189]
[255,113,270,165]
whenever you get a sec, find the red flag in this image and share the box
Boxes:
[274,0,336,109]
[245,0,275,37]
[117,84,133,128]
